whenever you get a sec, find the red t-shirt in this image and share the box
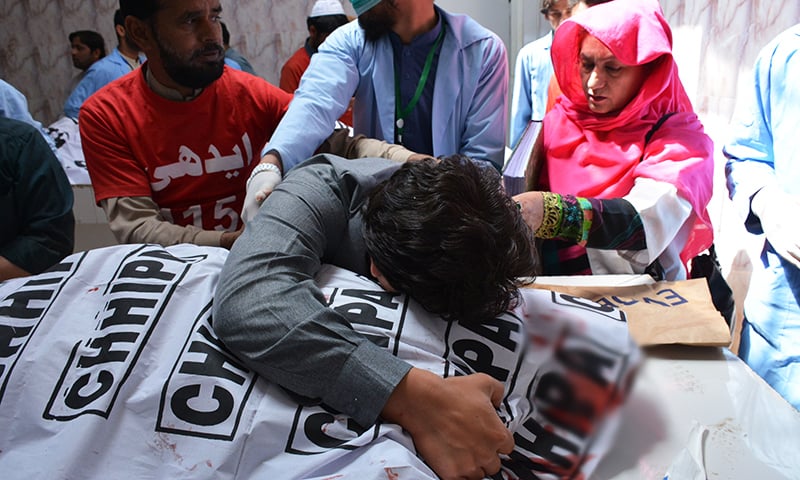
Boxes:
[280,46,353,127]
[80,66,292,232]
[279,46,310,94]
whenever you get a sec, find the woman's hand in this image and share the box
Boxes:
[513,191,545,234]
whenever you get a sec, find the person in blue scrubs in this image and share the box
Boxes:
[244,0,509,219]
[509,0,575,147]
[0,79,57,152]
[724,23,800,411]
[64,9,143,119]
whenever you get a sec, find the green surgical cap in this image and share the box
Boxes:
[350,0,381,15]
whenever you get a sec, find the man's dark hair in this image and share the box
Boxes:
[68,30,107,58]
[119,0,161,21]
[221,21,231,46]
[363,155,538,325]
[113,9,125,27]
[308,14,349,35]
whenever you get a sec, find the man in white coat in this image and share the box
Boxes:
[243,0,509,220]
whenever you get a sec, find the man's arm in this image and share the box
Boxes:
[242,132,428,222]
[64,66,119,119]
[80,96,240,249]
[317,129,429,162]
[218,158,514,479]
[242,26,363,220]
[101,197,240,248]
[264,25,363,171]
[0,122,74,279]
[217,160,411,426]
[724,36,800,268]
[0,256,31,282]
[724,44,779,232]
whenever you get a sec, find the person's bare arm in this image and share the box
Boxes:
[0,256,31,282]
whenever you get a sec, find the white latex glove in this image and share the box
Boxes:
[752,186,800,268]
[241,164,282,223]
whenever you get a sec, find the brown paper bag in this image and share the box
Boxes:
[528,278,731,347]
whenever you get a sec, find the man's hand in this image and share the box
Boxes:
[407,153,435,162]
[752,186,800,268]
[382,368,514,480]
[242,154,283,223]
[220,226,244,250]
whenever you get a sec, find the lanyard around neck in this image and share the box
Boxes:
[394,23,446,145]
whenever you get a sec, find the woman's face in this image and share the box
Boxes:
[579,35,648,114]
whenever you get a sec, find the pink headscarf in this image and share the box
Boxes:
[544,0,713,266]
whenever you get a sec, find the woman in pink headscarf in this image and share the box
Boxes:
[515,0,713,280]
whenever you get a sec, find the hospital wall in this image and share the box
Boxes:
[1,1,796,127]
[0,0,797,263]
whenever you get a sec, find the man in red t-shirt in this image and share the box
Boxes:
[80,0,292,249]
[280,0,353,126]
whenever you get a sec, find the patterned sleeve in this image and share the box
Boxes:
[538,193,646,251]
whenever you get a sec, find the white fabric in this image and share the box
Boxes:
[751,186,800,268]
[0,243,639,479]
[47,116,90,185]
[587,177,694,280]
[310,0,346,17]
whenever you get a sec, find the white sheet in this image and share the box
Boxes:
[0,243,640,479]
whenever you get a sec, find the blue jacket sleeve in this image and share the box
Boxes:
[457,33,509,170]
[264,27,362,170]
[510,46,533,148]
[723,29,800,234]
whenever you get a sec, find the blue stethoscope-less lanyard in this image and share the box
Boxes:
[393,24,446,145]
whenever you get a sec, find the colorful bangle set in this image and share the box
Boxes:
[534,192,592,246]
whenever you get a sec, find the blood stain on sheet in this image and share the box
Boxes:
[529,334,548,346]
[385,467,400,480]
[668,365,704,394]
[150,433,184,464]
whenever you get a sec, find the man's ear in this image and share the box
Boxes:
[369,258,381,280]
[125,16,154,53]
[91,49,102,61]
[369,258,396,292]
